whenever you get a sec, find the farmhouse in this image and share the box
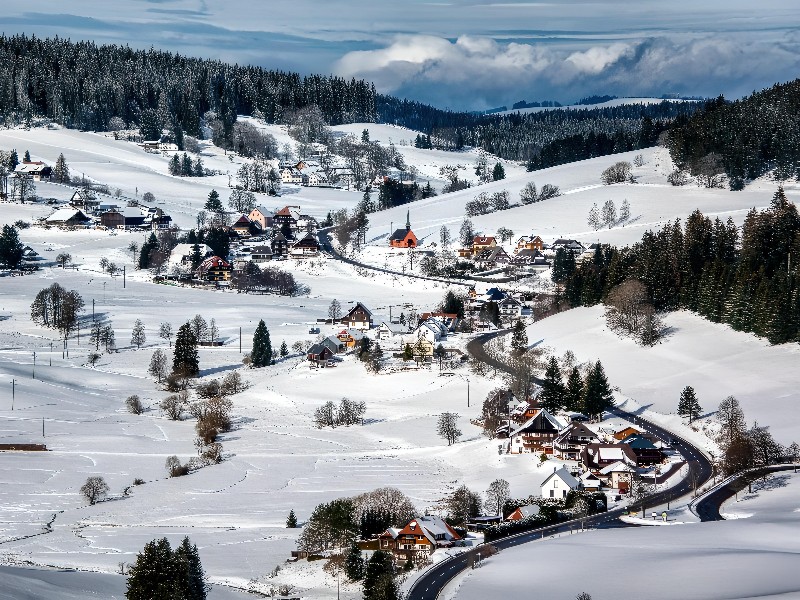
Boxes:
[195,256,232,282]
[509,409,564,453]
[289,233,320,258]
[248,206,273,231]
[472,235,496,256]
[45,207,90,228]
[378,516,461,564]
[342,302,373,331]
[553,422,600,460]
[541,466,582,499]
[250,245,273,264]
[15,161,51,181]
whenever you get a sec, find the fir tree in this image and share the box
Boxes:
[138,232,158,270]
[169,153,181,175]
[564,367,584,413]
[280,340,289,357]
[492,162,505,181]
[125,538,182,600]
[131,319,146,349]
[53,153,69,183]
[582,360,614,420]
[251,319,272,367]
[174,537,207,600]
[8,149,18,170]
[539,356,565,413]
[363,550,397,600]
[345,539,365,581]
[677,386,702,423]
[190,243,203,269]
[0,224,24,269]
[173,322,199,377]
[205,190,223,213]
[23,150,31,162]
[286,509,298,528]
[181,153,193,176]
[510,319,528,352]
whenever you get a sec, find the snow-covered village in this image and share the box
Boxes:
[1,5,800,600]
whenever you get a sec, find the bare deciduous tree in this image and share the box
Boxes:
[126,395,144,415]
[484,479,510,516]
[80,476,109,505]
[437,412,462,445]
[148,349,168,383]
[605,280,663,345]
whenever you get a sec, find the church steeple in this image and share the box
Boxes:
[406,210,410,231]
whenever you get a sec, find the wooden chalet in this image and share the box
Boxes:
[472,235,496,256]
[45,207,90,228]
[515,235,544,253]
[15,161,51,181]
[378,516,460,565]
[553,422,600,461]
[620,434,664,465]
[196,256,232,282]
[509,408,564,454]
[274,205,301,230]
[612,426,641,441]
[342,302,373,331]
[289,233,320,258]
[271,232,289,258]
[581,443,638,470]
[232,215,254,237]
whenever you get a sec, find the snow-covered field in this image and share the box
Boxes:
[1,125,798,597]
[452,471,800,600]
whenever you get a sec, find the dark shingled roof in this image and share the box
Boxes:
[390,228,412,240]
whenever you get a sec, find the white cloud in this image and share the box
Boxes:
[335,33,800,109]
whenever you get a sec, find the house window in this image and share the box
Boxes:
[549,489,554,498]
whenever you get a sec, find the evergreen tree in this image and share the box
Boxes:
[492,162,505,181]
[131,319,146,349]
[23,150,31,162]
[677,386,702,423]
[280,340,289,357]
[251,319,272,367]
[0,224,24,269]
[190,243,203,269]
[205,190,223,213]
[286,509,298,528]
[582,361,614,420]
[564,366,584,412]
[363,550,397,600]
[138,232,158,270]
[510,319,528,352]
[53,153,69,183]
[125,538,182,600]
[173,322,199,377]
[552,247,576,283]
[181,153,193,176]
[204,227,230,259]
[8,149,18,170]
[539,356,565,413]
[345,539,365,581]
[174,537,207,600]
[169,153,181,175]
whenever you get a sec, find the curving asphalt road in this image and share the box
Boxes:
[406,331,714,600]
[694,464,798,521]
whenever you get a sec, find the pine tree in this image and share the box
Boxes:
[190,243,203,269]
[126,538,181,600]
[492,162,505,181]
[181,153,193,176]
[363,550,397,600]
[23,150,31,162]
[173,322,199,377]
[169,153,181,175]
[0,225,24,269]
[280,340,288,357]
[588,203,600,230]
[510,319,528,352]
[345,539,365,581]
[174,537,207,600]
[286,509,298,528]
[138,232,158,269]
[539,357,565,413]
[53,153,69,183]
[564,367,584,412]
[251,319,272,367]
[619,198,631,223]
[583,361,614,420]
[678,386,702,423]
[205,190,223,213]
[8,149,18,170]
[131,319,146,349]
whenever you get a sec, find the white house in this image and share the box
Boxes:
[540,466,582,500]
[169,243,214,267]
[376,321,407,341]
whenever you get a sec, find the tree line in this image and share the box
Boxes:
[558,189,800,345]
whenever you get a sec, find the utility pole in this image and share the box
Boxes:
[32,352,36,379]
[42,418,45,437]
[50,342,53,366]
[239,327,242,353]
[92,298,95,321]
[11,379,14,410]
[467,378,470,408]
[123,265,126,288]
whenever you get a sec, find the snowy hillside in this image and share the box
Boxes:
[453,471,800,600]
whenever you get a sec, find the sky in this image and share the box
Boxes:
[3,1,800,110]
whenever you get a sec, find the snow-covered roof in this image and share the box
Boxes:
[169,243,213,264]
[510,409,565,438]
[541,466,581,490]
[599,460,637,475]
[46,208,89,223]
[514,505,540,519]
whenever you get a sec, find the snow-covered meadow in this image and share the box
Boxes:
[451,470,800,600]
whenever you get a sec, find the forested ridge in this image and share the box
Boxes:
[560,188,800,345]
[1,34,697,169]
[668,80,800,188]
